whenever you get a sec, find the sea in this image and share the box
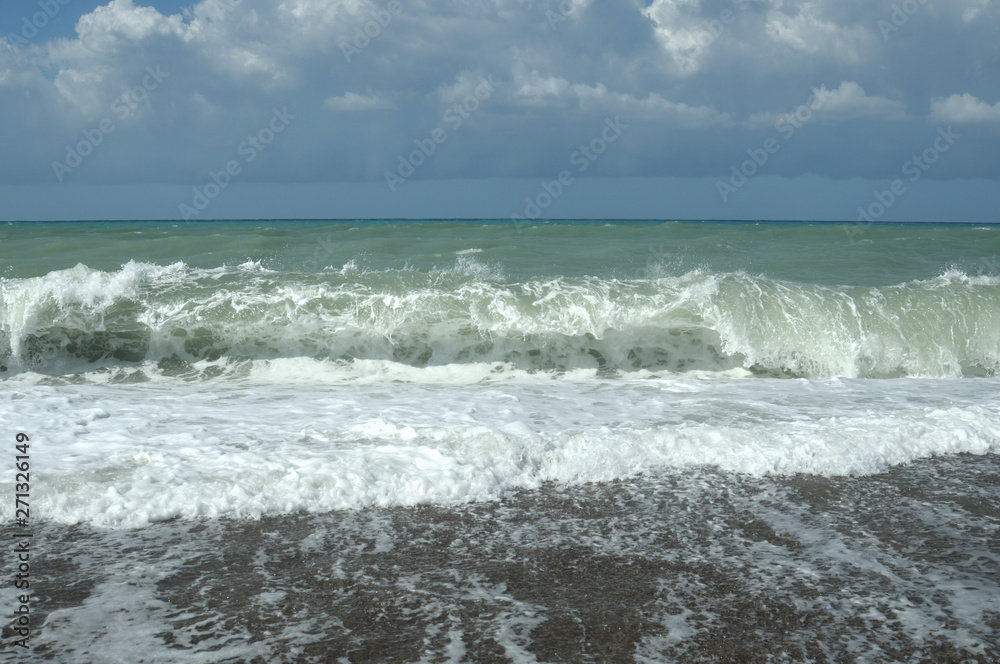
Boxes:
[1,219,998,663]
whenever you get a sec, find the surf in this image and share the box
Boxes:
[2,260,999,381]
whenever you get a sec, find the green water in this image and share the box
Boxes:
[3,220,998,285]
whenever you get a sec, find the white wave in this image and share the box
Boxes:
[3,263,1000,379]
[2,377,997,528]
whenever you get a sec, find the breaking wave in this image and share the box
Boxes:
[2,261,999,382]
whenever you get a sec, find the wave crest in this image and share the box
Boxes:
[3,263,999,381]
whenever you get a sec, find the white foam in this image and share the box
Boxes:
[2,376,998,528]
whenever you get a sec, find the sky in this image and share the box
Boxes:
[1,0,998,221]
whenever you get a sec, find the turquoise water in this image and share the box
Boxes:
[1,220,998,661]
[2,220,999,380]
[2,218,998,512]
[4,219,999,284]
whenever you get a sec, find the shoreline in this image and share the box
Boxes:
[4,453,998,663]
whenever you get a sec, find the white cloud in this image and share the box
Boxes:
[962,0,991,24]
[75,0,188,53]
[52,68,108,118]
[644,0,879,74]
[764,1,874,63]
[744,81,906,128]
[274,0,374,43]
[435,70,502,105]
[642,0,723,76]
[509,65,729,126]
[572,83,731,127]
[0,0,996,188]
[275,0,368,23]
[510,68,572,107]
[815,80,906,118]
[931,93,1000,123]
[324,91,394,111]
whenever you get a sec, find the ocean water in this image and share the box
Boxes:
[1,220,999,662]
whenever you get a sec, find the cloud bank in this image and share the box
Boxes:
[1,0,998,218]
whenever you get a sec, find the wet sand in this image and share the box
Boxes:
[4,454,999,663]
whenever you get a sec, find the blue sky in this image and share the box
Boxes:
[1,0,998,221]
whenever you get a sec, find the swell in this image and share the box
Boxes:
[2,261,999,380]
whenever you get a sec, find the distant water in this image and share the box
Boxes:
[1,220,998,662]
